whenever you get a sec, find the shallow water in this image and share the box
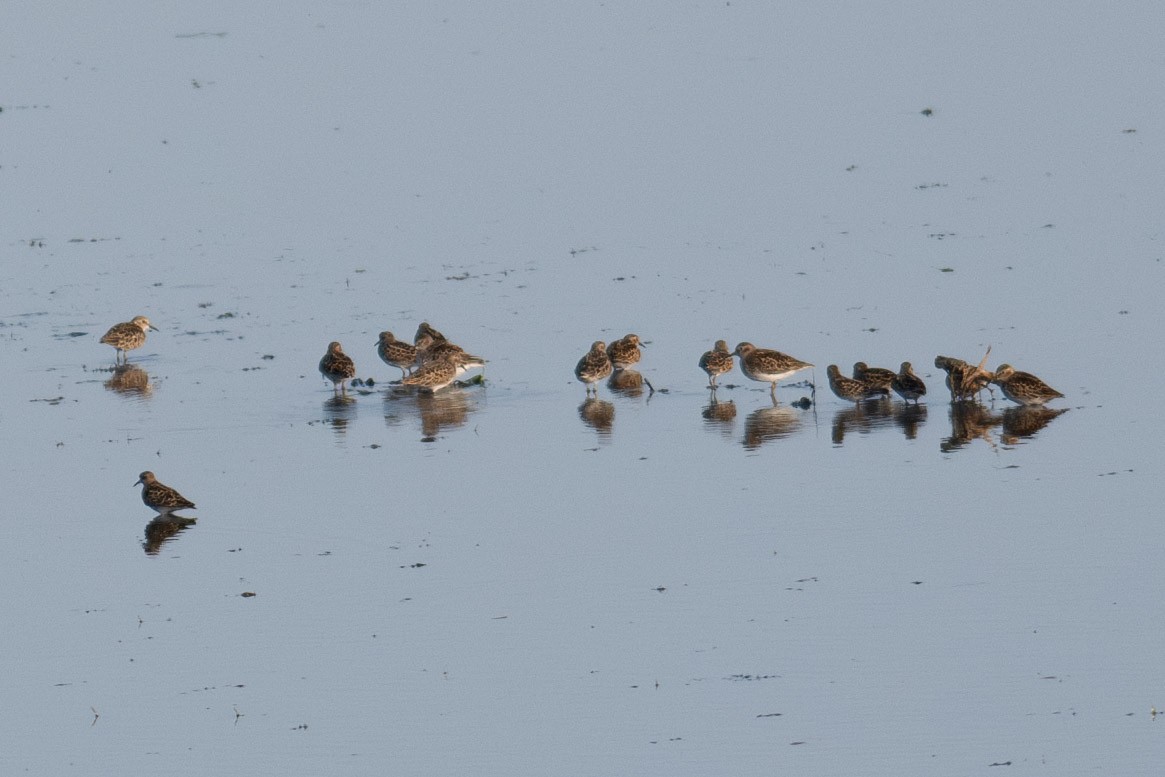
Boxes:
[4,2,1165,775]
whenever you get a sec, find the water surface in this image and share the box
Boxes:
[3,2,1164,775]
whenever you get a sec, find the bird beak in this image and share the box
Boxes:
[148,324,160,331]
[133,478,143,486]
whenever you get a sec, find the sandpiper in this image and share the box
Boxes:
[891,362,927,403]
[935,355,970,400]
[575,341,613,395]
[403,349,479,391]
[935,347,993,402]
[376,331,418,378]
[414,321,446,345]
[416,334,484,366]
[100,316,158,363]
[733,342,813,396]
[607,334,644,370]
[699,340,734,387]
[853,362,895,393]
[319,341,356,394]
[990,364,1064,406]
[134,471,196,516]
[827,365,886,403]
[401,353,485,392]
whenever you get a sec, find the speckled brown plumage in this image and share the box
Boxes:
[935,351,993,402]
[319,341,356,393]
[100,315,158,363]
[377,331,418,378]
[853,362,895,393]
[414,321,446,345]
[416,335,484,367]
[891,361,927,403]
[827,365,886,403]
[135,471,196,516]
[402,353,485,392]
[699,340,734,387]
[990,364,1064,406]
[607,334,643,370]
[575,341,613,394]
[733,342,813,394]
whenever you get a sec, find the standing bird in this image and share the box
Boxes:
[935,347,993,402]
[402,352,486,392]
[134,471,196,516]
[733,342,814,397]
[891,362,927,403]
[100,315,158,363]
[575,341,613,395]
[376,331,418,378]
[415,334,484,367]
[319,341,356,394]
[414,321,447,345]
[698,340,734,387]
[827,365,886,403]
[853,362,895,393]
[990,364,1064,406]
[607,334,644,370]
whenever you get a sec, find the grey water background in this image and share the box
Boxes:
[4,2,1165,774]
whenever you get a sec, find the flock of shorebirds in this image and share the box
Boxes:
[580,337,1063,409]
[323,321,487,393]
[100,315,1064,518]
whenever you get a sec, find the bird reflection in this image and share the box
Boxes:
[104,364,152,397]
[1000,406,1068,445]
[416,389,474,439]
[891,402,928,440]
[383,385,480,440]
[940,402,1002,452]
[829,398,894,445]
[607,368,645,398]
[578,397,615,440]
[742,402,803,450]
[142,516,197,556]
[701,393,737,438]
[322,394,357,436]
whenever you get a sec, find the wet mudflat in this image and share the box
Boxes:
[4,2,1165,776]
